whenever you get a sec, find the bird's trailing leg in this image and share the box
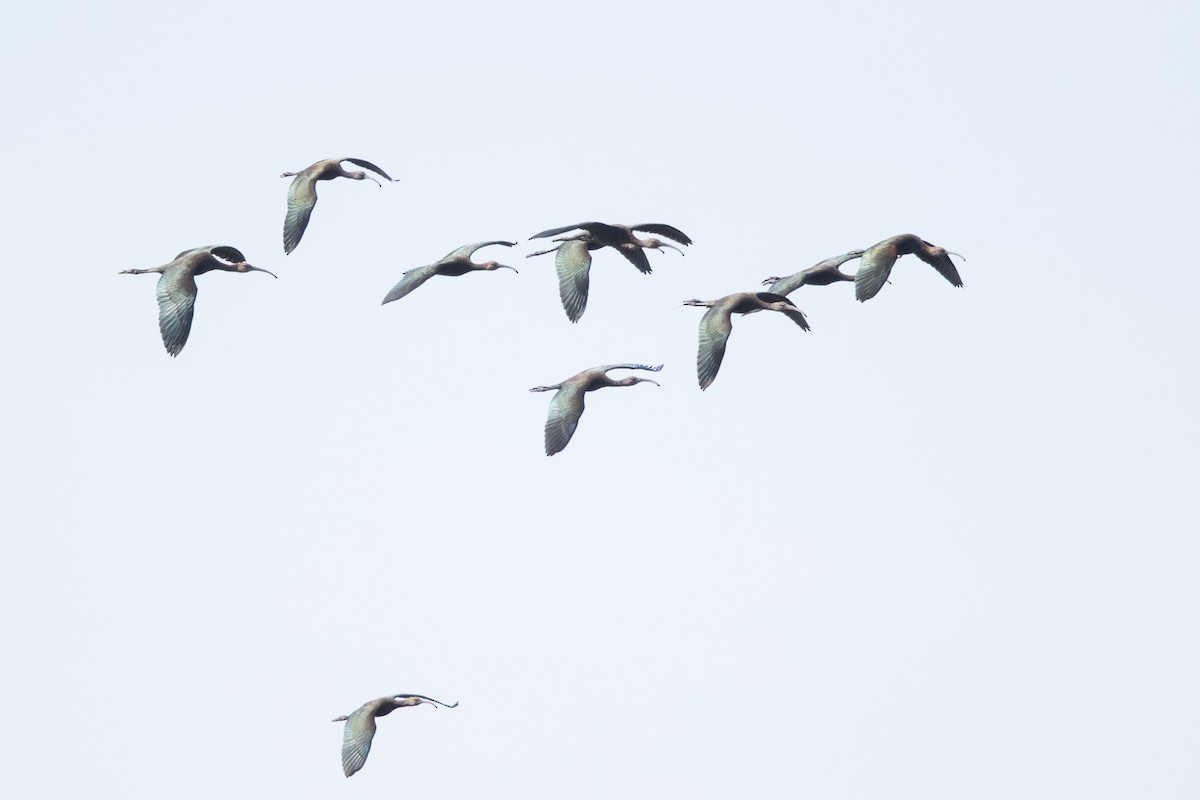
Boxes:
[525,246,561,258]
[119,268,153,275]
[529,385,559,393]
[761,277,782,285]
[280,171,298,178]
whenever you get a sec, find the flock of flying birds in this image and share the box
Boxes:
[118,155,967,776]
[121,156,967,460]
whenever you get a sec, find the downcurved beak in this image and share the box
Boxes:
[948,251,966,262]
[658,244,685,256]
[497,265,519,273]
[248,265,279,278]
[642,379,661,387]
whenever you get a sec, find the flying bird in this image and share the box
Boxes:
[683,293,810,390]
[280,157,397,254]
[119,245,276,357]
[761,249,865,295]
[382,241,517,305]
[333,694,458,778]
[530,364,662,455]
[526,221,691,322]
[854,234,965,301]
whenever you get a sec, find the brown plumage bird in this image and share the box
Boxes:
[530,364,662,455]
[119,245,276,357]
[381,240,517,305]
[761,249,865,295]
[854,234,965,301]
[280,157,397,254]
[683,292,810,390]
[526,221,691,321]
[332,693,458,778]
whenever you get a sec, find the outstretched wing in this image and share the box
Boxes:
[554,240,593,323]
[382,264,438,304]
[155,270,198,357]
[529,221,617,240]
[765,272,808,295]
[544,384,586,456]
[343,158,396,182]
[202,245,248,265]
[756,292,811,331]
[630,223,692,245]
[696,304,734,391]
[441,240,516,261]
[598,363,663,374]
[766,250,863,295]
[340,710,377,778]
[854,239,900,302]
[915,246,965,288]
[283,173,319,254]
[613,243,652,274]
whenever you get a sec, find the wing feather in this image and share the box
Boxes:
[554,240,593,322]
[340,711,377,778]
[917,250,965,288]
[630,223,692,245]
[696,305,733,391]
[854,240,900,302]
[382,265,438,304]
[154,270,197,357]
[544,385,586,456]
[343,158,396,182]
[614,243,652,274]
[441,240,516,261]
[283,173,318,254]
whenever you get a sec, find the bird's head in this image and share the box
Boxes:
[350,170,383,187]
[921,240,965,262]
[396,695,458,709]
[233,262,278,278]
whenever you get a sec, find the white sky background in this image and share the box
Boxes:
[1,0,1197,797]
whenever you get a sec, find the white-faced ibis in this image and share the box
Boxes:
[854,233,965,301]
[761,249,865,295]
[333,693,458,778]
[381,241,518,305]
[280,157,397,254]
[683,293,810,390]
[119,245,276,357]
[526,221,691,322]
[530,364,662,455]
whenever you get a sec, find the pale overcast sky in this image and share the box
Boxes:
[2,1,1197,797]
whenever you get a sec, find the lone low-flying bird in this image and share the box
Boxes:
[684,293,810,390]
[120,245,276,357]
[382,241,517,305]
[333,694,458,778]
[526,221,691,322]
[280,157,397,254]
[761,249,865,295]
[854,233,965,302]
[530,364,662,455]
